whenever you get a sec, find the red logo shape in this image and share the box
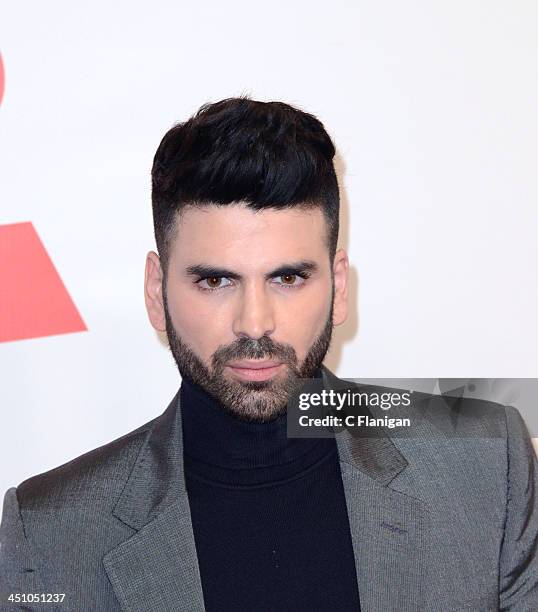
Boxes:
[0,52,4,106]
[0,222,87,343]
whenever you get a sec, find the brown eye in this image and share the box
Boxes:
[281,274,297,285]
[206,277,222,288]
[198,276,233,291]
[273,273,308,289]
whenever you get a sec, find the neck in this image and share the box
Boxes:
[179,369,329,485]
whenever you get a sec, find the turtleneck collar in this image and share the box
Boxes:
[180,368,336,486]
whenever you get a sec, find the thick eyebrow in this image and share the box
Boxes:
[185,260,319,281]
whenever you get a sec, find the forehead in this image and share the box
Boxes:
[170,203,327,262]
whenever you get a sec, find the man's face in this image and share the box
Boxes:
[145,202,348,422]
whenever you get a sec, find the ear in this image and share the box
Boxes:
[144,251,166,332]
[332,248,349,326]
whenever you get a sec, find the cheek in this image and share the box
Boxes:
[168,290,230,360]
[276,291,331,356]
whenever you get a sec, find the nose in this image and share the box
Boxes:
[232,281,276,340]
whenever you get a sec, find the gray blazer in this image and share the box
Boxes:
[1,366,537,611]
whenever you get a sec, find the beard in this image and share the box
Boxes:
[162,281,335,423]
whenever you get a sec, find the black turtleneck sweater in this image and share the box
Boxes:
[180,372,361,612]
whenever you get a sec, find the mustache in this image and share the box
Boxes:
[211,335,297,368]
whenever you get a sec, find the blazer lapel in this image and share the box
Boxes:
[103,495,205,611]
[321,366,429,612]
[103,391,206,612]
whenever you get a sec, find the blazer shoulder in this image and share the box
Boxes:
[331,375,509,438]
[16,415,157,514]
[412,389,508,436]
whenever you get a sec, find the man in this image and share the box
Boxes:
[1,97,537,611]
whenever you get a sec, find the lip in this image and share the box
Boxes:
[228,359,282,370]
[227,360,283,381]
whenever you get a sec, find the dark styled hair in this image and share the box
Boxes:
[151,96,339,275]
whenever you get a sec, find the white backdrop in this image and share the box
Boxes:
[1,1,537,498]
